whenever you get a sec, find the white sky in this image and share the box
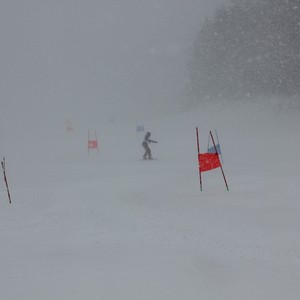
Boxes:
[0,0,227,130]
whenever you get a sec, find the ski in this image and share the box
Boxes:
[139,158,158,161]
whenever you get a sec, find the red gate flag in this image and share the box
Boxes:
[196,128,229,191]
[88,129,99,155]
[88,140,98,149]
[198,153,221,172]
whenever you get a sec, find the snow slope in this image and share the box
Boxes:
[1,102,300,300]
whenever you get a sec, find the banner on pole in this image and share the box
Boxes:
[88,130,99,155]
[207,129,224,163]
[198,153,221,172]
[65,119,74,132]
[88,140,98,149]
[136,124,144,133]
[207,144,221,154]
[196,128,229,191]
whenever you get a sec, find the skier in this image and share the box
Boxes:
[142,131,157,160]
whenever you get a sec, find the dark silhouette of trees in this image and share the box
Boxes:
[188,0,300,104]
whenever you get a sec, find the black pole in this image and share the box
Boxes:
[1,157,12,204]
[196,127,203,191]
[210,131,229,191]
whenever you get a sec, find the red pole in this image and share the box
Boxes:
[1,157,12,204]
[88,129,90,155]
[196,127,203,191]
[210,131,229,191]
[95,130,99,155]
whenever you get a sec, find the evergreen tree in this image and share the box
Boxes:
[188,0,300,105]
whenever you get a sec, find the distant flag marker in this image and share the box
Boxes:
[136,124,144,133]
[136,121,145,139]
[88,129,99,155]
[65,119,74,132]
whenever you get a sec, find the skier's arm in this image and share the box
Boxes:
[148,139,158,143]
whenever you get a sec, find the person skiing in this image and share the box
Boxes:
[142,131,157,160]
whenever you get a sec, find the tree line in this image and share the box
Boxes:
[187,0,300,104]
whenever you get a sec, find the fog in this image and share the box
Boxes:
[0,0,228,181]
[0,0,226,133]
[1,2,300,299]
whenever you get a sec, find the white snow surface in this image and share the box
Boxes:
[1,103,300,300]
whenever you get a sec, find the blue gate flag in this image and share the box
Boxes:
[136,125,144,132]
[208,144,221,154]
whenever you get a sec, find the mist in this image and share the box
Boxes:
[1,2,300,299]
[0,0,226,132]
[0,0,228,181]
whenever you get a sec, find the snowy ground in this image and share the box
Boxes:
[1,102,300,300]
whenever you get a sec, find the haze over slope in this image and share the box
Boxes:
[1,102,300,300]
[0,0,226,133]
[1,2,300,299]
